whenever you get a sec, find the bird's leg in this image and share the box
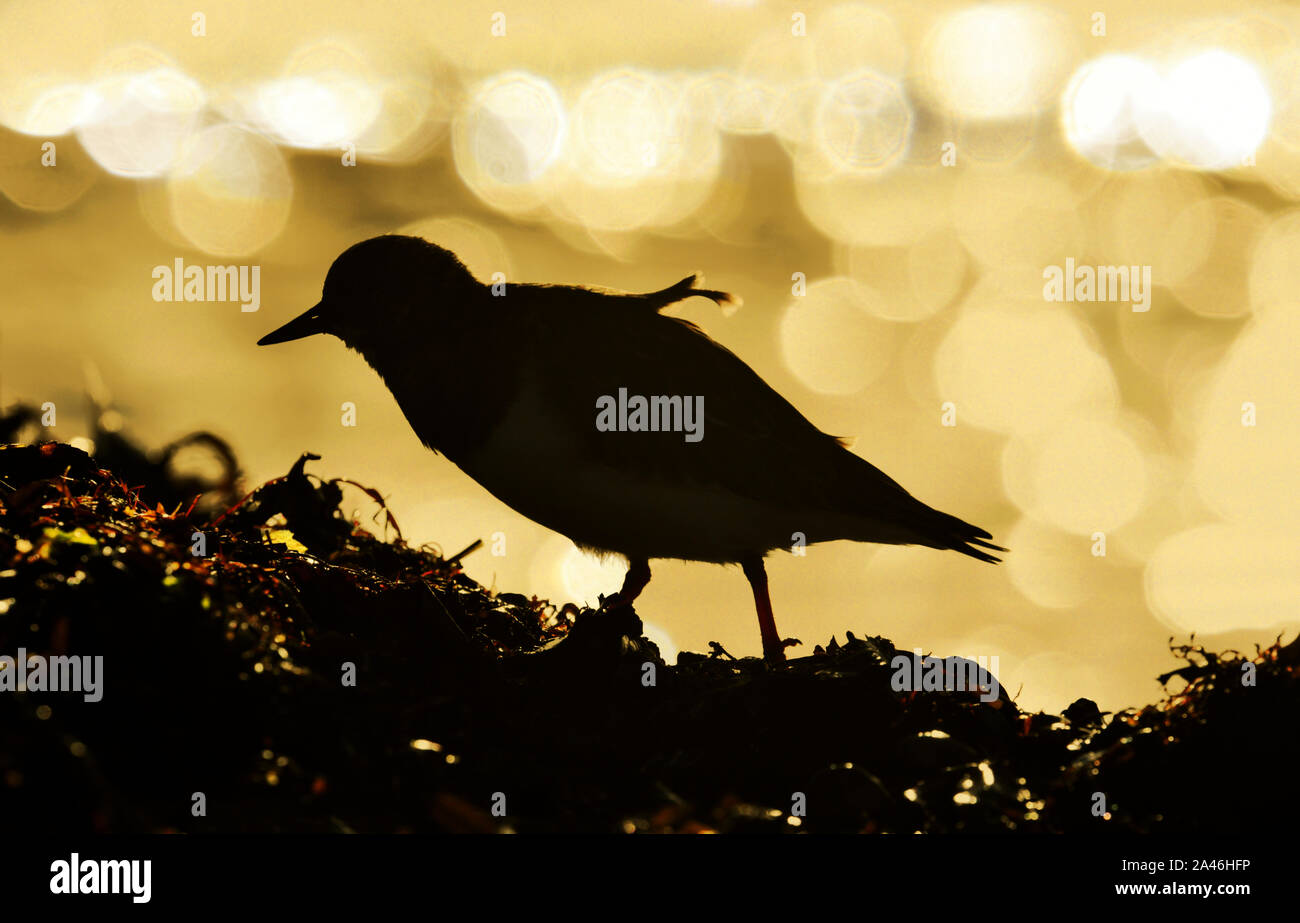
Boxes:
[604,557,651,610]
[741,557,785,663]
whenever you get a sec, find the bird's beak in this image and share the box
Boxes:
[257,302,327,345]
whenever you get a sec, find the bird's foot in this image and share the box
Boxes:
[762,637,801,664]
[707,641,736,660]
[598,591,636,613]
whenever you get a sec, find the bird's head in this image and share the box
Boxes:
[257,235,480,354]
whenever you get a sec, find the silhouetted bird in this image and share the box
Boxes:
[259,236,1004,662]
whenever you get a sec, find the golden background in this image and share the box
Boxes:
[2,0,1297,712]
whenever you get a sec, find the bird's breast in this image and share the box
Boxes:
[370,334,523,462]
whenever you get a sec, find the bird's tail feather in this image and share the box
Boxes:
[926,509,1007,564]
[836,451,1006,563]
[951,541,1004,564]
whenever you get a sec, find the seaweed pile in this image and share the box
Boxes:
[0,438,1295,833]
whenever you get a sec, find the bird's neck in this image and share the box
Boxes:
[349,309,522,463]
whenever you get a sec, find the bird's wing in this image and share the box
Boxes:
[511,298,925,527]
